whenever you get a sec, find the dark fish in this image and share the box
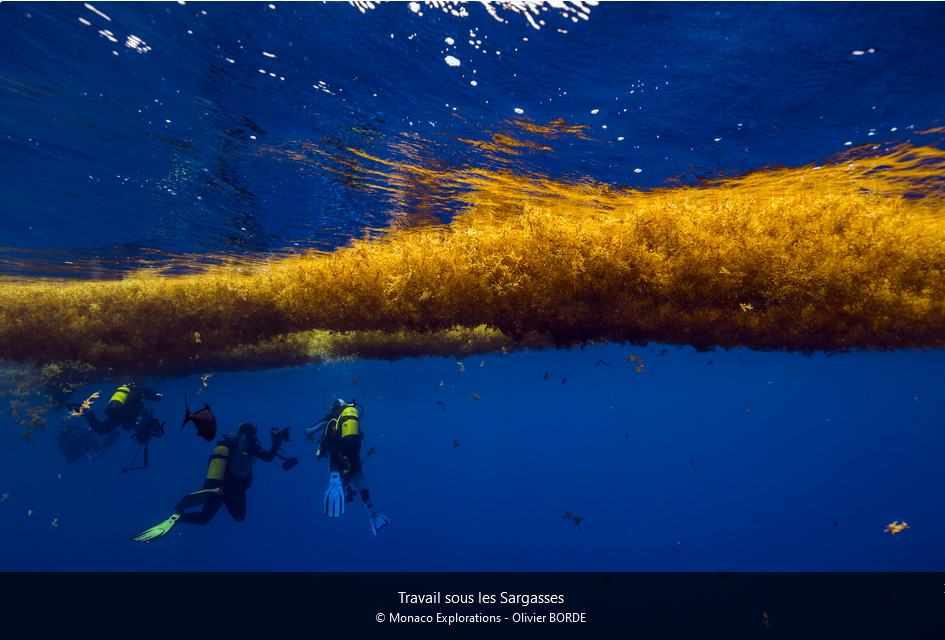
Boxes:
[145,418,166,436]
[181,393,217,441]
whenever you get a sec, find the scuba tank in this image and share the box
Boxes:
[315,400,365,457]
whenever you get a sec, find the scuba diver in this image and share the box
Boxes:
[130,422,292,543]
[305,398,390,535]
[56,422,120,462]
[69,381,163,435]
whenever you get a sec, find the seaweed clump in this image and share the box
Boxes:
[0,146,943,379]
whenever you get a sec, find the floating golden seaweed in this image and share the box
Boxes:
[884,520,913,536]
[1,494,8,502]
[70,391,100,417]
[197,373,213,395]
[1,142,944,376]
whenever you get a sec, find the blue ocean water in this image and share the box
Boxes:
[1,1,943,573]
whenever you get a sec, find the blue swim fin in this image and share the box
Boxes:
[365,500,390,535]
[324,471,345,517]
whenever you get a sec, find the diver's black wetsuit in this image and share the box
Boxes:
[83,386,162,435]
[315,415,364,479]
[179,432,281,525]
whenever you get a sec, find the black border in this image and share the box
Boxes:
[2,572,941,637]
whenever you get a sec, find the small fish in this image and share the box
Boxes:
[181,393,217,441]
[365,445,376,457]
[144,418,166,436]
[542,370,550,380]
[437,401,445,411]
[452,439,459,448]
[831,519,838,528]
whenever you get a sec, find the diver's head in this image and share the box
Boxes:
[330,399,346,416]
[237,423,257,438]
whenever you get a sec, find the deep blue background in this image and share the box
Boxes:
[1,2,943,574]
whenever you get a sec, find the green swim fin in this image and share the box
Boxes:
[174,488,222,511]
[130,512,181,543]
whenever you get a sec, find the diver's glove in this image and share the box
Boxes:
[324,471,345,517]
[364,500,391,535]
[129,512,181,543]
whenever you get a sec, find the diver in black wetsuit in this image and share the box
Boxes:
[70,382,163,435]
[129,423,290,542]
[305,398,390,535]
[56,422,118,462]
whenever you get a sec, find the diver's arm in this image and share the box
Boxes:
[304,418,329,440]
[142,388,163,401]
[253,430,286,462]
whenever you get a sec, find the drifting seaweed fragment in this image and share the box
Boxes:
[884,520,913,536]
[70,391,100,417]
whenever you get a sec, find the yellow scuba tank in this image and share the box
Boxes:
[339,406,361,438]
[207,446,229,481]
[107,385,131,411]
[108,384,142,413]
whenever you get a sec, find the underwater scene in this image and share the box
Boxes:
[1,1,944,574]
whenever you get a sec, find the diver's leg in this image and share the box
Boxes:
[223,474,249,522]
[90,414,121,435]
[351,469,371,504]
[178,479,224,526]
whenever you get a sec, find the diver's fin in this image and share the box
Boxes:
[324,471,345,518]
[174,488,222,511]
[365,501,391,535]
[99,431,120,456]
[130,512,181,543]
